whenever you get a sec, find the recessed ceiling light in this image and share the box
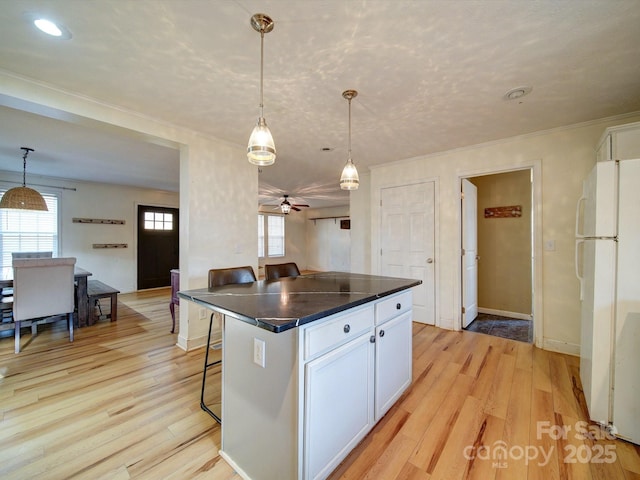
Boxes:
[503,86,532,101]
[25,13,72,39]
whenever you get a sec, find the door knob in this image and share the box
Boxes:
[426,258,434,264]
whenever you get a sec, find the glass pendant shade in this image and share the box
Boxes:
[340,89,359,191]
[247,14,276,166]
[0,147,48,211]
[247,117,276,166]
[340,158,360,190]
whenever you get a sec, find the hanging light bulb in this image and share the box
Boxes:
[340,90,359,190]
[0,147,48,211]
[247,13,276,166]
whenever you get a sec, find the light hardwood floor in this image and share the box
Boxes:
[1,289,638,479]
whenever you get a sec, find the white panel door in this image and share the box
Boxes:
[462,179,478,327]
[380,182,435,325]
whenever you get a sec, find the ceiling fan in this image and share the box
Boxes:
[274,195,309,214]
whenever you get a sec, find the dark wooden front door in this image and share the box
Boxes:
[137,205,179,290]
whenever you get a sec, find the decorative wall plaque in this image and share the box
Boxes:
[484,205,522,218]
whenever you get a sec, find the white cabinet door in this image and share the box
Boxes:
[375,310,412,420]
[304,332,375,480]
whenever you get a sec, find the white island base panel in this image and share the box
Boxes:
[220,290,413,480]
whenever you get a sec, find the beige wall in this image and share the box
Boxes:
[305,206,351,272]
[471,170,532,316]
[356,113,640,355]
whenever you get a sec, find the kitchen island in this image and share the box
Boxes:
[179,272,421,480]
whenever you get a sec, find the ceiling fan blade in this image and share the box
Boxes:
[292,204,309,208]
[292,206,301,211]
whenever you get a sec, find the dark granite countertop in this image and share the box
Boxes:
[177,271,422,333]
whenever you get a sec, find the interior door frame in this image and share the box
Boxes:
[457,161,543,348]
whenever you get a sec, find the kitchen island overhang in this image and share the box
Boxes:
[178,271,421,480]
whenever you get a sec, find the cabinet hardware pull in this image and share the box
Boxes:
[343,324,351,333]
[370,335,376,343]
[396,303,401,309]
[379,330,385,337]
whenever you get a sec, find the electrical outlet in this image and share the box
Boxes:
[199,308,206,319]
[253,338,266,368]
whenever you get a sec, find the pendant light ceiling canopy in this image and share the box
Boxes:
[340,89,359,191]
[247,13,276,166]
[0,147,48,211]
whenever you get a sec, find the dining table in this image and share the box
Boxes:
[0,265,93,327]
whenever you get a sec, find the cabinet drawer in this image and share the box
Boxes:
[375,290,412,325]
[304,305,374,361]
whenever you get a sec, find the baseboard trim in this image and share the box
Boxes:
[543,338,580,357]
[477,307,532,321]
[220,450,252,480]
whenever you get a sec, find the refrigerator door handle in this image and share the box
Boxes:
[575,191,586,239]
[575,238,585,301]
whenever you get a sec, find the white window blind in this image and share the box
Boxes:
[0,191,59,267]
[258,214,265,257]
[258,213,285,258]
[267,215,284,257]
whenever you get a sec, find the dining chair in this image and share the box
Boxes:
[12,257,76,353]
[264,262,300,280]
[202,265,257,422]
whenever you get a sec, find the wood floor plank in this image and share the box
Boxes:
[483,353,516,419]
[495,367,532,480]
[1,290,638,479]
[408,373,475,473]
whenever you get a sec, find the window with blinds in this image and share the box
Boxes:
[0,192,59,267]
[258,213,285,258]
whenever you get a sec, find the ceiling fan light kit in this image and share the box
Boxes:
[278,194,309,215]
[247,13,276,166]
[340,89,360,190]
[0,147,48,211]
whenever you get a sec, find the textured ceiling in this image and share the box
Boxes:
[0,1,639,208]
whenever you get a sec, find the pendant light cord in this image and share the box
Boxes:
[348,97,352,160]
[259,30,265,118]
[21,147,34,187]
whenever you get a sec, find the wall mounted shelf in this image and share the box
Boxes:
[308,216,350,225]
[92,243,128,249]
[73,218,125,225]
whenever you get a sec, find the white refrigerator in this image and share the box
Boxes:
[575,158,640,445]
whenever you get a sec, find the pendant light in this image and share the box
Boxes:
[340,90,359,190]
[247,13,276,166]
[0,147,48,211]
